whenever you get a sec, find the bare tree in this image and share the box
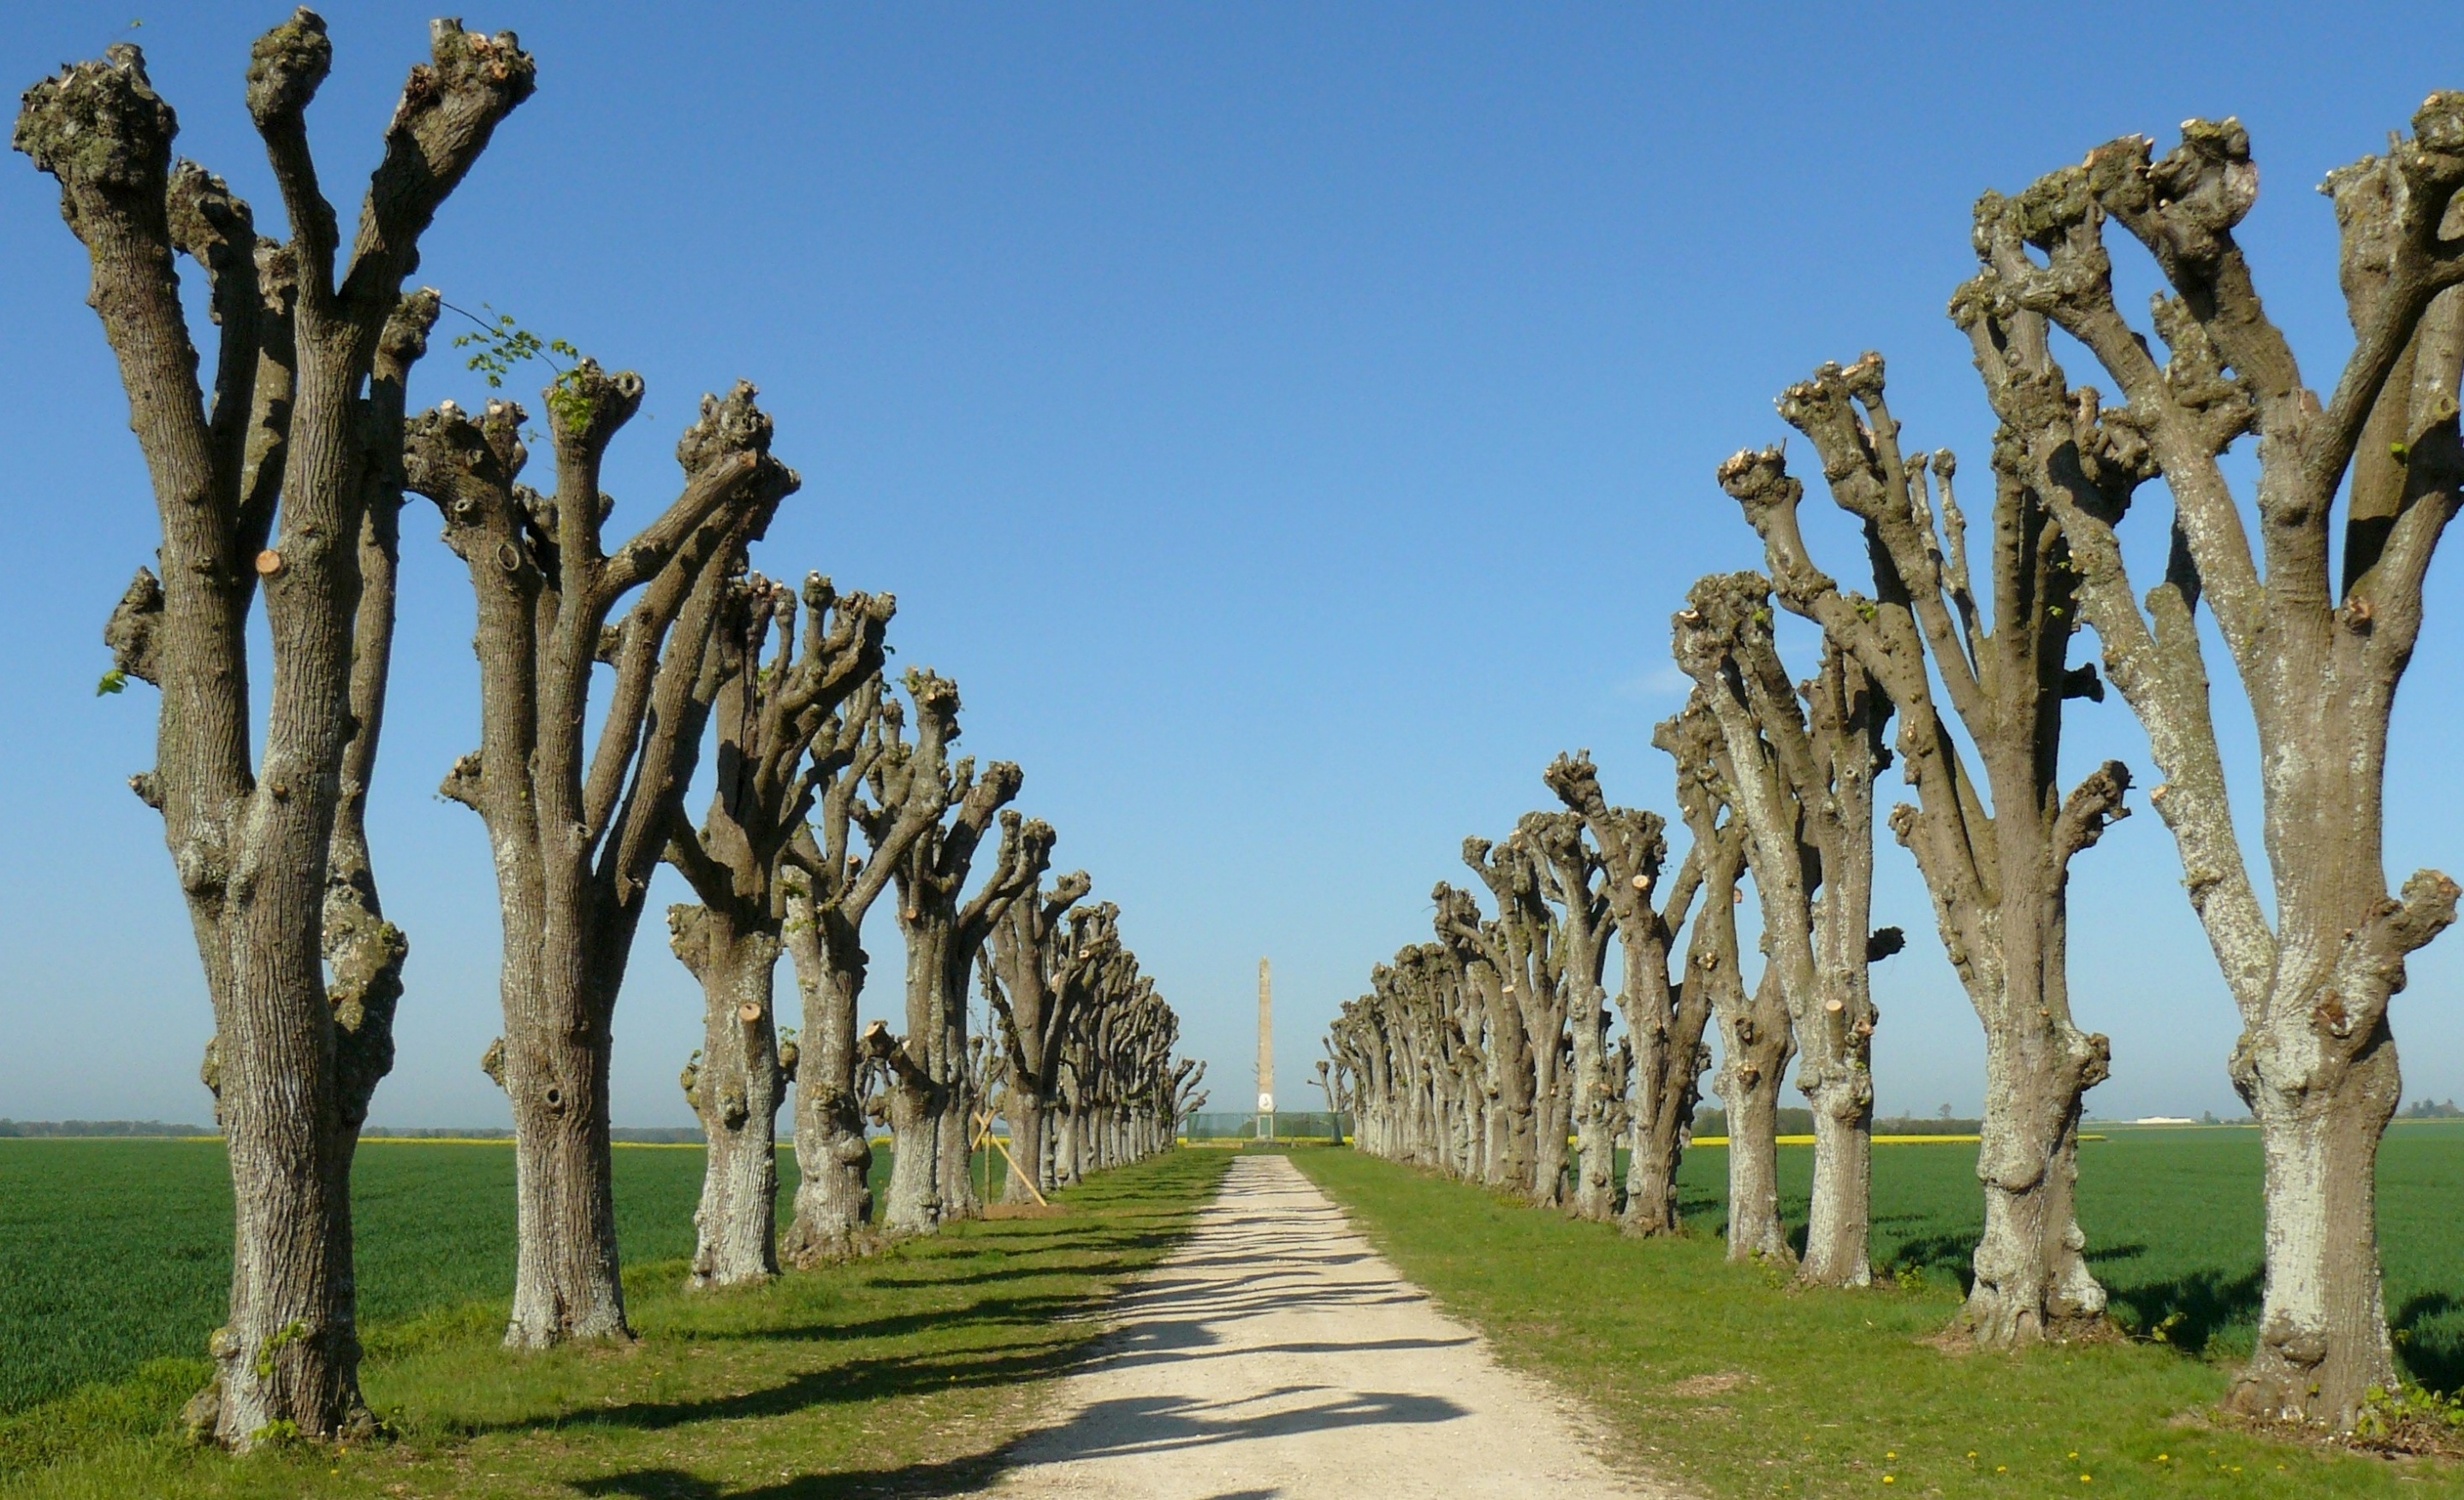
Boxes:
[871,748,1039,1233]
[983,885,1104,1202]
[406,368,793,1344]
[778,670,952,1262]
[1546,750,1715,1236]
[1673,573,1898,1287]
[1525,812,1620,1219]
[665,572,891,1286]
[19,15,530,1444]
[1661,697,1789,1260]
[1954,101,2464,1418]
[1431,883,1533,1189]
[1716,354,2134,1345]
[1176,1059,1211,1135]
[1454,835,1573,1206]
[1057,962,1188,1169]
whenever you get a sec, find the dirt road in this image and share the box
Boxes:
[975,1152,1667,1498]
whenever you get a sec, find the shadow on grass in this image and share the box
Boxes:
[2396,1291,2464,1393]
[2104,1266,2264,1353]
[1881,1230,1976,1289]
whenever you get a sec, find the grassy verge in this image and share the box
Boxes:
[1293,1147,2461,1500]
[2,1149,1225,1498]
[1652,1123,2464,1380]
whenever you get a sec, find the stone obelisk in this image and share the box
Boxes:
[1257,958,1275,1139]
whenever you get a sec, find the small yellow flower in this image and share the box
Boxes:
[2155,1454,2169,1463]
[1883,1479,1895,1487]
[1885,1451,1897,1460]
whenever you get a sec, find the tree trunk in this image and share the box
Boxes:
[881,1076,942,1235]
[198,1040,367,1444]
[498,951,629,1347]
[935,994,980,1221]
[1623,960,1719,1241]
[1568,993,1617,1220]
[1055,1099,1082,1188]
[1526,1027,1567,1207]
[782,898,874,1263]
[1800,1069,1872,1288]
[1003,1088,1048,1204]
[678,908,784,1290]
[1482,975,1529,1189]
[885,913,952,1235]
[1962,940,2109,1343]
[1717,969,1794,1262]
[2227,1011,2403,1425]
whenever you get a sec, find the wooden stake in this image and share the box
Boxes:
[972,1110,1049,1207]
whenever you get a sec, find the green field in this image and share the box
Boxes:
[0,1146,1223,1496]
[1662,1122,2464,1384]
[0,1135,1058,1420]
[1299,1125,2464,1499]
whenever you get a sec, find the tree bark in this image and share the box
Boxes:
[673,905,785,1289]
[782,893,874,1261]
[882,919,951,1236]
[1720,969,1795,1261]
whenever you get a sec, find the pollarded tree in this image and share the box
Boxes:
[1432,883,1535,1189]
[927,809,1051,1216]
[871,753,1040,1232]
[1450,834,1573,1206]
[18,15,531,1444]
[1064,963,1188,1168]
[1524,813,1620,1220]
[665,572,892,1287]
[405,375,794,1345]
[777,669,953,1262]
[1545,750,1717,1237]
[1176,1059,1211,1136]
[1658,696,1790,1260]
[1341,935,1510,1177]
[1719,355,2134,1347]
[982,885,1102,1201]
[1957,102,2464,1419]
[1674,573,1899,1287]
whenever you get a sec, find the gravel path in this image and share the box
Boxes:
[974,1153,1669,1499]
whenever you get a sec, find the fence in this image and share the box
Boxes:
[1182,1111,1351,1143]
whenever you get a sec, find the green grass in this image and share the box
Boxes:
[0,1147,1224,1497]
[1296,1135,2464,1498]
[0,1139,746,1413]
[1656,1122,2464,1382]
[0,1138,1046,1414]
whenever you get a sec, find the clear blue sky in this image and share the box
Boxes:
[5,2,2461,1130]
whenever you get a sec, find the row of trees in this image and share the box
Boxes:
[1328,94,2464,1431]
[21,14,1196,1450]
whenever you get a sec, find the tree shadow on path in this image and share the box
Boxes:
[572,1385,1465,1498]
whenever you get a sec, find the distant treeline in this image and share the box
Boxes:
[362,1126,705,1144]
[2402,1099,2464,1120]
[0,1123,710,1142]
[1691,1108,1982,1138]
[0,1119,215,1137]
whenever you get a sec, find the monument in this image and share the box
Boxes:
[1257,957,1275,1139]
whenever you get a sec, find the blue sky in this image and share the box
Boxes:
[4,1,2461,1130]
